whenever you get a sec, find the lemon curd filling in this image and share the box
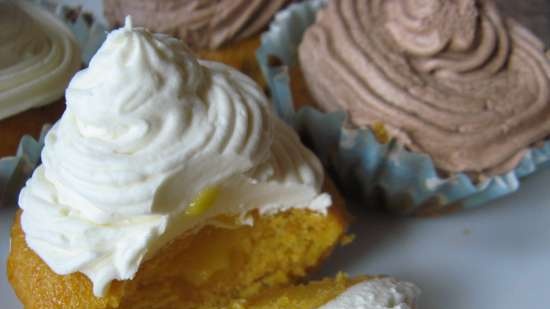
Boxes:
[371,122,390,144]
[185,187,220,217]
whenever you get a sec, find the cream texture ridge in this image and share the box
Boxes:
[319,278,420,309]
[0,1,80,120]
[18,17,331,297]
[299,0,550,176]
[104,0,291,49]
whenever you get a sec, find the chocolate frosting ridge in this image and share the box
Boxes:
[299,0,550,176]
[104,0,291,49]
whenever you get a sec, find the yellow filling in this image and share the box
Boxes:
[371,122,390,144]
[185,187,220,217]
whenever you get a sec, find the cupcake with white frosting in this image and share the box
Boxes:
[0,1,80,157]
[7,17,348,309]
[258,0,550,214]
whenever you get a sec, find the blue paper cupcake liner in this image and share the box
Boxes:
[257,0,550,215]
[0,126,49,208]
[0,1,109,207]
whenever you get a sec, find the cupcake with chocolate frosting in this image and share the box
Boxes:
[0,1,80,157]
[103,0,295,86]
[258,0,550,214]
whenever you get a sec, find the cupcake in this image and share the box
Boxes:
[103,0,294,86]
[7,18,348,309]
[258,0,550,214]
[235,275,420,308]
[0,1,80,157]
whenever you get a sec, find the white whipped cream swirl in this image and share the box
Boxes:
[19,18,331,296]
[0,1,80,120]
[319,278,420,309]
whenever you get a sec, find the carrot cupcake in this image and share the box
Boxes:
[7,18,348,308]
[0,1,80,157]
[103,0,295,86]
[258,0,550,214]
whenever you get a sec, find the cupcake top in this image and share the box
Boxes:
[103,0,292,49]
[19,17,331,296]
[319,278,420,309]
[0,1,80,121]
[299,0,550,176]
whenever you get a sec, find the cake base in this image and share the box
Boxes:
[288,65,318,111]
[196,36,266,90]
[235,274,368,309]
[7,179,348,309]
[0,100,65,157]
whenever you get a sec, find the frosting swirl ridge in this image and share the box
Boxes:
[299,0,550,175]
[19,19,330,296]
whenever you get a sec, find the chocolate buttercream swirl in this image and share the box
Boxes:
[104,0,291,49]
[299,0,550,175]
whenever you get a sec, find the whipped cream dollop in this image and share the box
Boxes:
[19,17,331,296]
[104,0,292,49]
[0,1,80,120]
[318,278,420,309]
[299,0,550,176]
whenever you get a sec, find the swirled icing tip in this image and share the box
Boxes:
[124,15,133,30]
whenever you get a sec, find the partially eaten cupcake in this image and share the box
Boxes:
[7,17,348,309]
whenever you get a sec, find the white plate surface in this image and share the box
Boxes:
[2,167,550,309]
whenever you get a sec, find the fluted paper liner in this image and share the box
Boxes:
[0,126,48,207]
